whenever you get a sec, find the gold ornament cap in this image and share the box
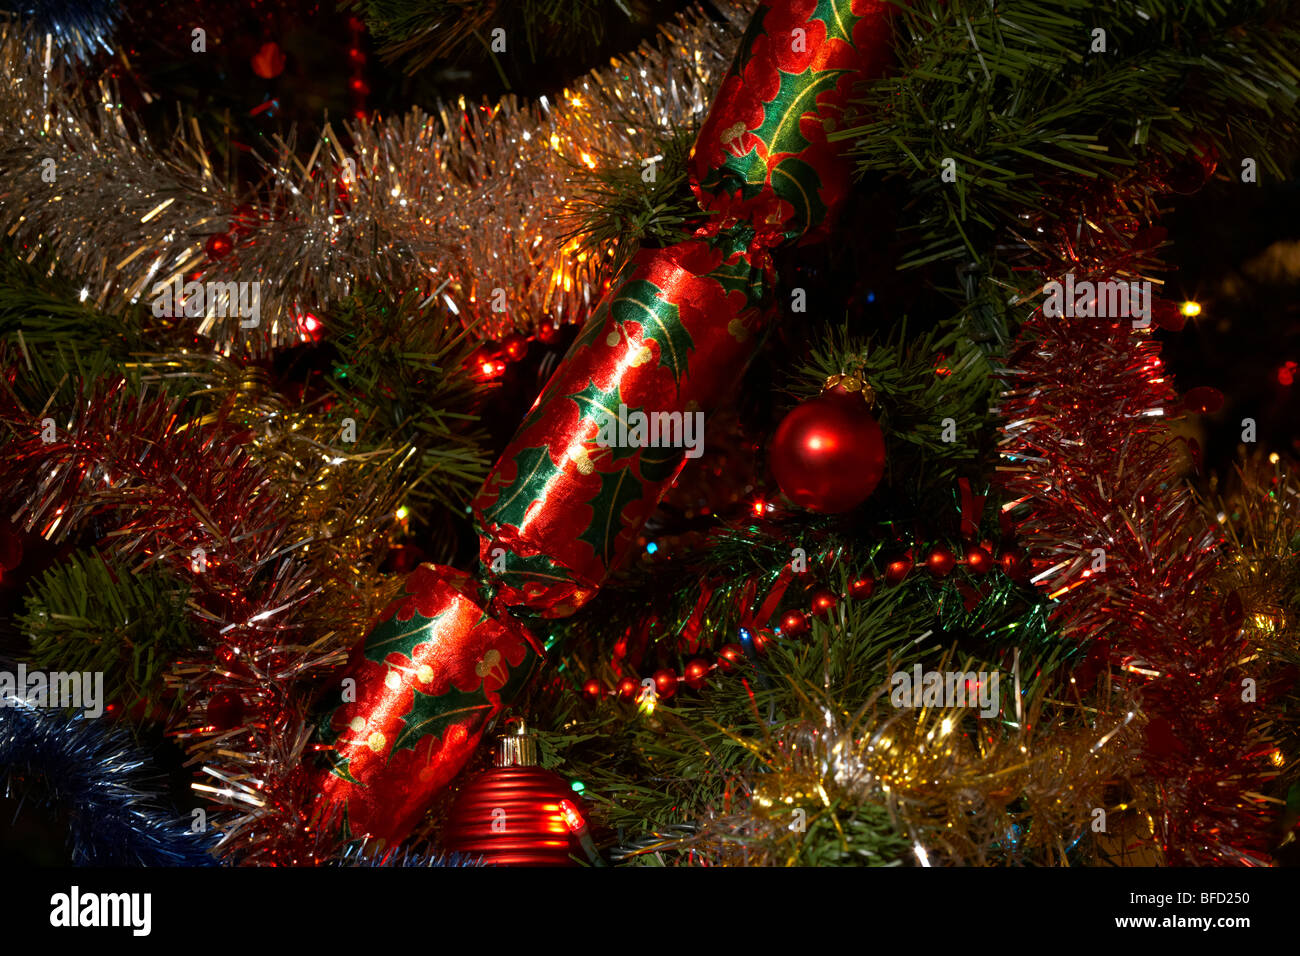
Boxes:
[494,719,539,768]
[823,371,876,409]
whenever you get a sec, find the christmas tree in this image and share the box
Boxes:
[2,0,1299,872]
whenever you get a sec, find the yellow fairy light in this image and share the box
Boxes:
[1180,300,1202,317]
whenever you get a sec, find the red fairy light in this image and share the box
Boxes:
[296,311,322,341]
[1279,361,1297,386]
[558,799,585,833]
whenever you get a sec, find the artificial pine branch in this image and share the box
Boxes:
[20,550,197,717]
[323,287,492,511]
[845,0,1300,265]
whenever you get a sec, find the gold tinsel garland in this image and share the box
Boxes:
[0,4,748,353]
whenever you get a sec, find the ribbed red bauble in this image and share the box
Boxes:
[442,722,588,866]
[768,382,886,513]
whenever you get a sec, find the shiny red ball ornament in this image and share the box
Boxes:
[204,233,235,260]
[684,658,711,690]
[768,385,886,513]
[925,546,956,578]
[443,723,586,866]
[582,679,602,699]
[206,691,244,731]
[884,556,912,584]
[502,333,529,362]
[717,644,744,671]
[653,668,678,700]
[847,576,874,599]
[809,589,837,616]
[780,609,809,636]
[964,545,993,575]
[617,676,639,699]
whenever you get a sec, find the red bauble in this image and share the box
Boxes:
[964,545,993,575]
[780,610,809,636]
[204,233,234,260]
[443,724,586,866]
[925,546,956,578]
[653,668,678,699]
[617,676,639,699]
[847,576,874,599]
[582,679,602,699]
[684,658,711,689]
[206,691,244,731]
[768,386,886,513]
[717,644,744,671]
[809,590,837,616]
[884,555,913,584]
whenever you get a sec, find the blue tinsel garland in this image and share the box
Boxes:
[0,0,121,60]
[0,698,219,866]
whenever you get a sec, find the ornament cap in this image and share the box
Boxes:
[495,718,539,768]
[823,372,875,409]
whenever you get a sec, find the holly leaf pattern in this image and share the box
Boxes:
[481,445,562,530]
[612,279,694,386]
[709,249,764,304]
[568,378,624,430]
[771,156,829,237]
[759,66,846,159]
[812,0,858,45]
[391,682,493,757]
[324,752,364,785]
[577,467,644,568]
[363,612,446,665]
[499,550,576,587]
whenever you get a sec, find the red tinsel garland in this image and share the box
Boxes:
[996,177,1279,865]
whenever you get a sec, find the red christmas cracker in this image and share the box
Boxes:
[308,0,896,847]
